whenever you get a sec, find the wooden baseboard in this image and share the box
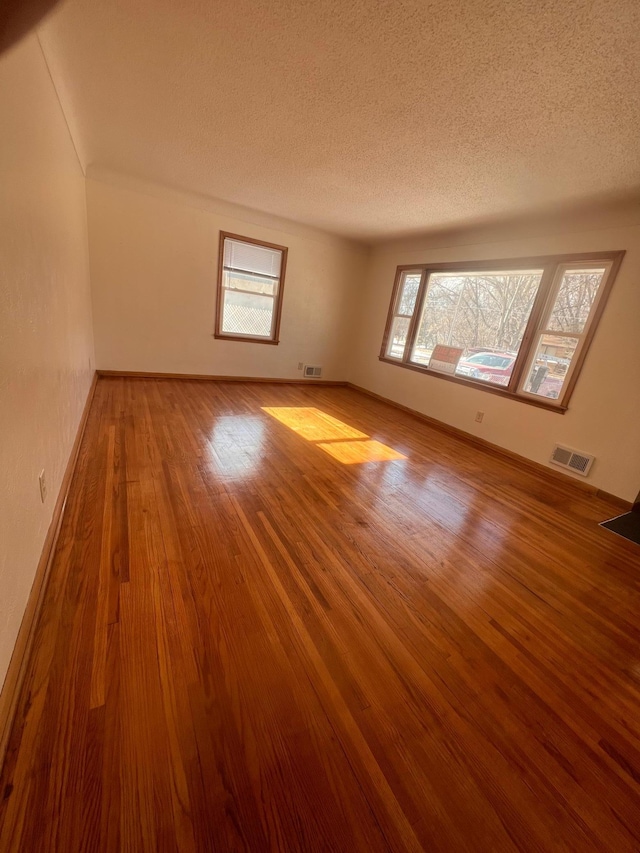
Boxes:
[346,382,632,510]
[0,372,99,771]
[596,490,634,509]
[97,370,347,386]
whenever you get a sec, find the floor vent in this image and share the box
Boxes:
[550,444,595,477]
[304,365,322,378]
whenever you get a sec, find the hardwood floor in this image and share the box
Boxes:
[1,377,639,852]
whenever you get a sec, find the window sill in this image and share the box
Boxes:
[214,334,279,345]
[378,356,567,414]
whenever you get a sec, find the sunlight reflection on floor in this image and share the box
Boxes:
[207,415,265,476]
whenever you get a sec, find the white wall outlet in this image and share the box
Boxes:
[39,469,47,503]
[475,411,484,423]
[297,362,304,370]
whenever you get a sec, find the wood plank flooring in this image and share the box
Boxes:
[1,377,640,852]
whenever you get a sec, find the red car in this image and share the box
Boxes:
[455,351,516,385]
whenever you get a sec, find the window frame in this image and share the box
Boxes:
[379,251,625,413]
[214,231,288,345]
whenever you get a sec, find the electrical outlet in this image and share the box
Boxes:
[297,362,303,370]
[475,411,484,423]
[39,469,47,503]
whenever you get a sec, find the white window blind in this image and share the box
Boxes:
[223,238,282,278]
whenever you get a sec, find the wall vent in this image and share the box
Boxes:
[550,444,595,477]
[304,365,322,378]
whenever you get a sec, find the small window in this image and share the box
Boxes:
[384,270,423,359]
[215,232,288,344]
[380,252,624,411]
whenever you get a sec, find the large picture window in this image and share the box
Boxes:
[380,252,624,411]
[215,232,288,344]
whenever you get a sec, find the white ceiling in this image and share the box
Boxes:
[38,0,640,242]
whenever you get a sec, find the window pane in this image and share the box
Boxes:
[522,334,578,400]
[397,273,421,316]
[410,270,543,385]
[224,238,282,277]
[221,290,274,337]
[546,268,605,334]
[223,269,277,296]
[386,316,410,358]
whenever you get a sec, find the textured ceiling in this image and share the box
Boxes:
[38,0,640,242]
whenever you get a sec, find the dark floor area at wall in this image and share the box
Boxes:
[601,511,640,546]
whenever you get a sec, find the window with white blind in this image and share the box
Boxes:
[215,232,288,344]
[380,251,625,411]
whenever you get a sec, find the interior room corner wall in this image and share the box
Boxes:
[0,34,95,690]
[86,175,368,380]
[348,226,640,502]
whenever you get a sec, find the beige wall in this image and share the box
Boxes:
[0,35,95,689]
[87,174,368,380]
[349,225,640,502]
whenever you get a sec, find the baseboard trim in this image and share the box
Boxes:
[346,382,632,510]
[596,490,633,509]
[97,370,347,386]
[0,372,99,771]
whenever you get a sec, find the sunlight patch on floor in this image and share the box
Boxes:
[262,406,405,464]
[261,407,368,441]
[317,439,406,464]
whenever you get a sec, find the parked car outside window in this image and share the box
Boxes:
[456,352,516,386]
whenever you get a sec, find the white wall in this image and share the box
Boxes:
[350,225,640,502]
[0,34,95,690]
[87,173,368,380]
